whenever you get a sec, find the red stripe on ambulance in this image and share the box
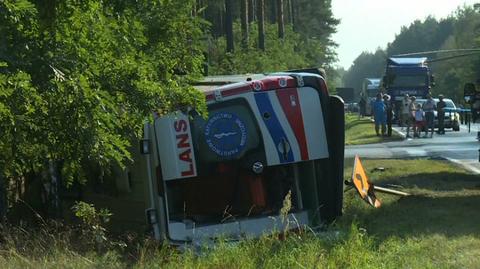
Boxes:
[276,88,309,160]
[174,119,195,177]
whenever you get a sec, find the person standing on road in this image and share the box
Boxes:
[406,96,417,138]
[423,93,436,138]
[401,94,411,129]
[359,94,366,118]
[383,94,393,137]
[414,104,425,138]
[373,93,386,136]
[437,94,446,134]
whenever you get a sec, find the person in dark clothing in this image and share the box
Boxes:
[383,94,393,136]
[359,94,366,118]
[437,94,446,134]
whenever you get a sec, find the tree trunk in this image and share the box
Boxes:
[48,160,62,219]
[192,0,197,17]
[240,0,249,49]
[285,0,291,24]
[268,0,277,23]
[225,0,234,53]
[291,0,297,31]
[248,0,255,23]
[199,0,206,19]
[257,0,265,50]
[277,0,284,38]
[0,174,7,223]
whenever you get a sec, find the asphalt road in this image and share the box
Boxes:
[345,122,480,174]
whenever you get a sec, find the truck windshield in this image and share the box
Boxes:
[390,75,427,87]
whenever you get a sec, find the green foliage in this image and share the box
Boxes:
[387,16,454,56]
[72,201,111,228]
[0,0,340,188]
[0,0,207,184]
[342,49,386,95]
[205,0,338,76]
[1,159,480,267]
[293,0,339,42]
[72,201,115,251]
[0,69,46,177]
[343,5,480,103]
[208,23,331,74]
[432,7,480,103]
[208,22,336,75]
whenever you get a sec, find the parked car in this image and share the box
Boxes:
[415,98,460,131]
[345,102,359,113]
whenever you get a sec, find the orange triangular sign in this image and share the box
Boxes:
[352,155,381,208]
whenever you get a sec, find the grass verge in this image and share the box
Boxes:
[1,158,480,268]
[345,113,403,145]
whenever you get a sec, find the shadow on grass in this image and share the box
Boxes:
[345,117,403,145]
[345,118,370,130]
[371,172,480,192]
[342,168,480,242]
[341,158,480,249]
[349,194,480,240]
[346,135,403,146]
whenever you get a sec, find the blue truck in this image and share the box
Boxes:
[383,57,434,116]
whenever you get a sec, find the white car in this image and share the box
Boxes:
[415,98,460,131]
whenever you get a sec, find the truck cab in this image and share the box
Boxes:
[383,57,434,118]
[118,71,344,245]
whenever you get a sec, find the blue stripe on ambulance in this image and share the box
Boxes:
[254,92,294,163]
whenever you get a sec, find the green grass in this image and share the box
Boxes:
[345,113,403,145]
[340,158,480,268]
[2,158,480,268]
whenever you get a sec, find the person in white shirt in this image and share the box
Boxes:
[422,93,436,138]
[406,96,417,138]
[401,94,411,129]
[414,104,427,138]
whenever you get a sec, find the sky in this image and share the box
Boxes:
[331,0,478,69]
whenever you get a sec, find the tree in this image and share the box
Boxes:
[343,6,480,104]
[293,0,338,42]
[240,0,249,49]
[0,0,342,221]
[277,0,285,39]
[257,0,265,50]
[225,0,234,53]
[342,49,387,94]
[0,0,206,217]
[248,0,255,23]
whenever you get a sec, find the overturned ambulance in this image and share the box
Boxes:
[94,70,345,244]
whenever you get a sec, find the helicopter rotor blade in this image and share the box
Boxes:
[392,48,480,57]
[426,52,480,64]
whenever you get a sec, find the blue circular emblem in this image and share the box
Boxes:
[204,112,247,158]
